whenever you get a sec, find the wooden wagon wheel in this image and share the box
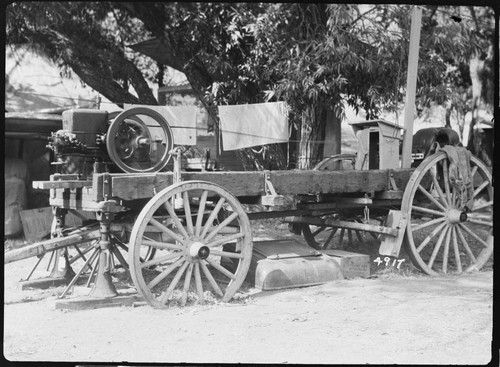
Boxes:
[128,180,253,308]
[313,153,356,171]
[302,154,368,250]
[106,107,174,173]
[401,151,493,275]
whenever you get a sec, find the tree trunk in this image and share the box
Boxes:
[33,29,159,106]
[444,100,452,129]
[323,109,342,157]
[297,105,326,169]
[466,53,493,166]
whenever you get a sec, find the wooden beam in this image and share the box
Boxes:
[102,169,414,201]
[268,169,413,195]
[33,180,92,190]
[109,172,266,200]
[5,227,100,264]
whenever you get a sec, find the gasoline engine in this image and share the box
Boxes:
[47,107,174,176]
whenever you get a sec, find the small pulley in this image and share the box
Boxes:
[106,107,174,173]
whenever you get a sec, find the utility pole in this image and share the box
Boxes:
[401,6,422,168]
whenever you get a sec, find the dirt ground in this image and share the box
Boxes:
[3,222,495,365]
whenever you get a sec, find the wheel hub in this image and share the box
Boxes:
[447,209,468,224]
[188,241,210,260]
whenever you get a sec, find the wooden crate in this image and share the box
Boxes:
[20,207,95,241]
[321,249,371,279]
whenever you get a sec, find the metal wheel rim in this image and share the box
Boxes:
[402,151,493,275]
[128,180,253,308]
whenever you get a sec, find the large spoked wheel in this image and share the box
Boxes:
[129,181,253,308]
[107,107,174,173]
[302,154,369,250]
[402,151,493,275]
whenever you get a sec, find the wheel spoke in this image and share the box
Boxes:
[412,216,446,232]
[210,249,244,259]
[164,200,190,239]
[147,257,184,289]
[112,238,129,252]
[199,260,223,296]
[458,223,490,248]
[59,247,100,298]
[467,218,493,228]
[455,225,477,263]
[442,225,451,273]
[142,239,183,251]
[200,197,226,239]
[110,244,129,270]
[181,263,194,306]
[72,244,89,263]
[429,168,448,206]
[441,159,452,205]
[149,218,186,245]
[183,191,195,236]
[205,257,237,280]
[355,230,364,243]
[69,243,95,266]
[473,181,490,199]
[323,227,338,249]
[194,262,204,302]
[194,190,209,237]
[46,250,55,271]
[204,212,239,242]
[471,200,493,212]
[416,221,447,253]
[411,205,445,218]
[160,260,189,305]
[417,184,447,212]
[85,254,99,288]
[312,226,327,237]
[451,227,462,273]
[206,232,245,248]
[25,252,45,281]
[338,228,345,248]
[140,252,182,269]
[427,225,449,269]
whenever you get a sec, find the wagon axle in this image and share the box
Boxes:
[188,241,210,260]
[446,209,468,224]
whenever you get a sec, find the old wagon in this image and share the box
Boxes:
[5,106,493,309]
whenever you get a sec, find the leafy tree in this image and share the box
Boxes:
[6,3,495,170]
[217,4,478,168]
[6,2,158,105]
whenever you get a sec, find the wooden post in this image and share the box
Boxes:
[401,6,422,168]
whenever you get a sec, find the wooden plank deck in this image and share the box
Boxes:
[106,169,415,201]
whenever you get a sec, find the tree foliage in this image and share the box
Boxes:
[5,3,495,169]
[6,2,158,105]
